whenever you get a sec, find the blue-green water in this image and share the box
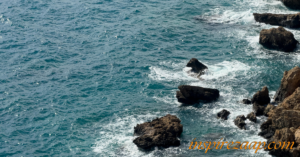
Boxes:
[0,0,300,156]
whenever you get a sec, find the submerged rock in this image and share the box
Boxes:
[251,86,270,105]
[217,109,230,120]
[281,0,300,9]
[242,99,251,104]
[234,115,246,130]
[176,85,220,104]
[259,26,298,52]
[133,114,183,149]
[246,112,257,123]
[253,13,300,28]
[186,58,207,75]
[274,66,300,102]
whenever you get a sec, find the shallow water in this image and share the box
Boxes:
[0,0,299,156]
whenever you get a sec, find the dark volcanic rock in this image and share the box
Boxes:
[246,112,257,123]
[234,115,246,130]
[253,13,300,28]
[217,109,230,120]
[259,119,276,140]
[281,0,300,9]
[133,114,183,149]
[253,103,266,116]
[176,85,220,104]
[242,99,251,104]
[251,86,270,105]
[259,26,298,52]
[274,66,300,102]
[186,58,207,75]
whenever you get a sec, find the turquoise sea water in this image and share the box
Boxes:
[1,0,300,156]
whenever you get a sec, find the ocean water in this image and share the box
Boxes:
[0,0,300,156]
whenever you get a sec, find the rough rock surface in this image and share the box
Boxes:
[281,0,300,9]
[259,26,298,52]
[186,58,207,75]
[133,114,183,149]
[176,85,220,104]
[264,104,276,117]
[253,13,300,28]
[274,66,300,102]
[253,103,266,116]
[295,128,300,144]
[242,99,251,104]
[251,86,270,105]
[217,109,230,120]
[246,112,257,123]
[234,115,246,130]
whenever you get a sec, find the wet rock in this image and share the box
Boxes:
[253,103,266,116]
[176,85,220,104]
[259,119,275,140]
[259,26,298,52]
[234,115,246,130]
[246,112,257,123]
[242,99,251,104]
[251,86,270,105]
[217,109,230,120]
[264,104,276,117]
[253,13,300,28]
[281,0,300,9]
[133,114,183,149]
[186,58,207,75]
[274,66,300,102]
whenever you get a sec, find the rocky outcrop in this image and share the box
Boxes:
[259,119,276,139]
[253,103,266,116]
[252,86,270,105]
[234,115,246,130]
[259,26,298,52]
[186,58,208,75]
[274,66,300,102]
[253,13,300,28]
[246,112,257,123]
[242,99,251,104]
[264,104,276,116]
[217,109,230,120]
[281,0,300,9]
[133,114,183,149]
[260,87,300,156]
[176,85,220,104]
[267,127,296,156]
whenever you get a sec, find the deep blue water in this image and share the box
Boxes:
[1,0,300,156]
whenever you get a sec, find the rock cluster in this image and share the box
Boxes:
[217,109,230,120]
[133,114,183,149]
[258,67,300,156]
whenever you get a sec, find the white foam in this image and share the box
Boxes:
[92,113,160,156]
[148,66,198,81]
[202,60,251,80]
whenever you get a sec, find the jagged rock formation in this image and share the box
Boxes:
[133,114,183,149]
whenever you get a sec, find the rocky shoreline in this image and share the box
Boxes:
[132,1,300,156]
